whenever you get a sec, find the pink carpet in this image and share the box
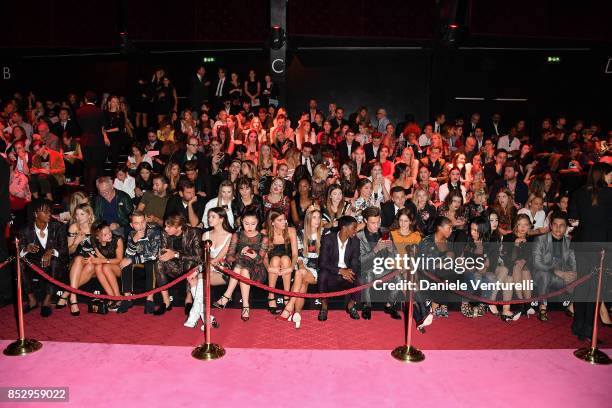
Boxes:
[1,341,610,407]
[1,306,610,350]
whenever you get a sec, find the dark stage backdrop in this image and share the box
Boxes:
[287,50,431,126]
[2,48,610,131]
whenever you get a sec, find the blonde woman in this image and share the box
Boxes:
[59,191,89,223]
[278,206,322,328]
[263,210,298,314]
[57,203,96,312]
[309,163,328,204]
[240,160,260,195]
[395,146,419,181]
[202,180,235,228]
[164,162,181,195]
[257,143,277,178]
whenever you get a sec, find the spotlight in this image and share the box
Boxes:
[269,25,286,50]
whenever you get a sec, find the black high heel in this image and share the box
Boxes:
[69,301,80,317]
[213,294,231,309]
[267,296,279,315]
[56,293,70,309]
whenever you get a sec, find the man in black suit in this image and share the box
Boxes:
[299,142,316,176]
[364,132,383,162]
[381,187,410,229]
[464,112,481,137]
[18,199,68,317]
[212,68,230,111]
[330,106,349,133]
[52,107,80,138]
[337,129,360,164]
[488,161,529,207]
[189,66,211,113]
[76,91,108,193]
[318,216,361,321]
[486,112,505,140]
[170,136,206,171]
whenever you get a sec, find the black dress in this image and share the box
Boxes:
[569,185,612,339]
[133,81,152,113]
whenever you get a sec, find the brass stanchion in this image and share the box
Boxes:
[574,249,611,365]
[192,240,225,360]
[4,238,42,356]
[392,245,424,363]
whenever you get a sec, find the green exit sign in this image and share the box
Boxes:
[547,56,561,63]
[202,57,216,63]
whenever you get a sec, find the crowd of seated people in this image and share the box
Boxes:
[1,65,612,339]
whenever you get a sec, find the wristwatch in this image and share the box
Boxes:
[174,252,180,259]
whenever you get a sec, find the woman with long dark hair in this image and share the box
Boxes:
[290,177,314,228]
[263,209,298,314]
[185,207,234,330]
[213,207,268,321]
[278,206,323,328]
[570,162,612,341]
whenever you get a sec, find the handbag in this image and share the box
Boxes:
[88,299,109,314]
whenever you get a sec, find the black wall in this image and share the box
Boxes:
[2,47,610,132]
[287,50,431,125]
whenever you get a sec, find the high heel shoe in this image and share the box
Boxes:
[292,312,301,329]
[153,302,173,316]
[56,293,70,309]
[241,306,250,322]
[69,301,80,317]
[267,297,279,315]
[185,278,204,328]
[276,308,293,321]
[501,311,521,322]
[213,294,231,309]
[487,305,500,316]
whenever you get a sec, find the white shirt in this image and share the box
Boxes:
[114,175,136,199]
[497,135,521,152]
[337,233,348,269]
[216,78,225,96]
[301,155,313,174]
[202,197,234,228]
[20,224,59,258]
[418,134,431,147]
[518,208,546,229]
[438,183,467,203]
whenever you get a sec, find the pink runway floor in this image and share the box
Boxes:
[0,341,610,408]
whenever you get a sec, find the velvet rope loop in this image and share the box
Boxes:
[20,256,593,304]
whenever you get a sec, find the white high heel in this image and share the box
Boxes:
[292,312,301,329]
[184,278,204,328]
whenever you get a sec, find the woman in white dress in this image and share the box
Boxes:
[185,207,233,330]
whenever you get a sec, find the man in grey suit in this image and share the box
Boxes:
[532,211,577,322]
[356,206,401,320]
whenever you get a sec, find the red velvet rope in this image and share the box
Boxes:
[216,266,403,298]
[419,270,592,305]
[21,257,593,304]
[22,258,198,301]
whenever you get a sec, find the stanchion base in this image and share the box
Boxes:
[3,339,43,356]
[391,345,425,363]
[574,347,611,365]
[192,343,225,361]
